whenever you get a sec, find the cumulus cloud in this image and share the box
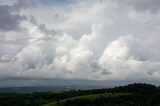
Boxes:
[0,0,160,81]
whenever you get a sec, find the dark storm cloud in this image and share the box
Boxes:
[121,0,160,13]
[0,0,38,31]
[38,0,77,6]
[0,4,26,31]
[90,62,112,75]
[13,0,36,9]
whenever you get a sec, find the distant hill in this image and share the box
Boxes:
[0,85,104,93]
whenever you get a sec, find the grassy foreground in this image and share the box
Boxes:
[42,93,130,106]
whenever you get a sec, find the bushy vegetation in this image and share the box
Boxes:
[0,83,160,106]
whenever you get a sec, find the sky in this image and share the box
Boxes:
[0,0,160,86]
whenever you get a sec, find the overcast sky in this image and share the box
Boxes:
[1,0,160,83]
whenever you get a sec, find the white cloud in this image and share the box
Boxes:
[1,0,160,81]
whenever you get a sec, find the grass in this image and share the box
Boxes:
[42,93,131,106]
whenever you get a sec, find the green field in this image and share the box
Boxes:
[42,93,131,106]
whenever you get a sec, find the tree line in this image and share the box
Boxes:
[0,83,160,106]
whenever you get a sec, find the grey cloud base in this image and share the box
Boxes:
[0,1,27,31]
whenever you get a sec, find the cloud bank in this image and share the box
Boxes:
[1,0,160,81]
